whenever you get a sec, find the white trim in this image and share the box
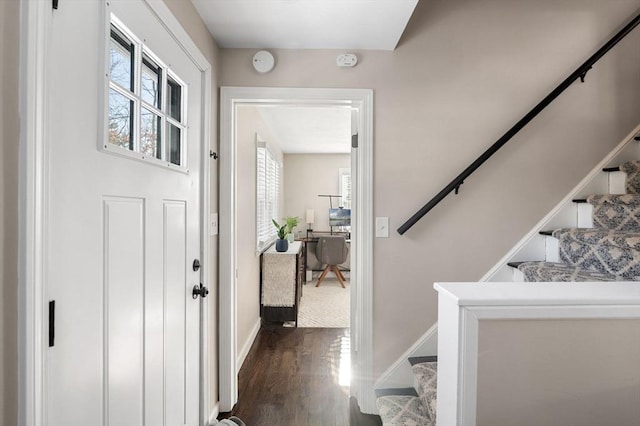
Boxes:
[482,122,640,281]
[236,319,261,372]
[19,0,50,424]
[219,87,375,413]
[19,0,213,424]
[207,402,220,426]
[434,282,640,426]
[373,322,438,391]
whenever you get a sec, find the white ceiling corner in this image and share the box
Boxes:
[191,0,419,51]
[256,106,352,154]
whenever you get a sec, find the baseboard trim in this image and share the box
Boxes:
[374,322,438,390]
[237,319,261,372]
[208,402,220,425]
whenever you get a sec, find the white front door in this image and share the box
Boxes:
[46,1,203,425]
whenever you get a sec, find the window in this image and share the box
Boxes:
[256,140,282,252]
[339,168,352,209]
[105,16,187,169]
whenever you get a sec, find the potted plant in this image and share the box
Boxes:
[284,216,300,243]
[272,219,289,252]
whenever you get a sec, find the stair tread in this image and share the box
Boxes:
[375,394,433,426]
[375,387,418,398]
[516,261,621,282]
[408,356,437,366]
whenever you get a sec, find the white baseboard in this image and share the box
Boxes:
[237,319,261,372]
[374,322,439,390]
[208,402,220,425]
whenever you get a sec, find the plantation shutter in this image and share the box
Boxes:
[256,140,281,252]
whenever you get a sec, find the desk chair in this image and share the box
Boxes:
[315,235,348,288]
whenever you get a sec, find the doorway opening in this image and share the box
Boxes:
[219,87,375,414]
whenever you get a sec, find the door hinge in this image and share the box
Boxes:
[49,300,55,347]
[351,133,359,149]
[52,0,59,10]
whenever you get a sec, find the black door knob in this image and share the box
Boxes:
[192,283,209,299]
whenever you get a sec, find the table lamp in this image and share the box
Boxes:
[306,209,314,237]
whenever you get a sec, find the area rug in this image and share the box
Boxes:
[297,277,350,328]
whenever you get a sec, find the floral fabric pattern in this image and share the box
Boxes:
[376,395,433,426]
[412,361,437,423]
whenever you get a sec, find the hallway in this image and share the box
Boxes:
[220,326,381,425]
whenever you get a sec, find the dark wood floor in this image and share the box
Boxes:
[220,325,382,426]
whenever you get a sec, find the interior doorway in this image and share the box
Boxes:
[219,87,375,414]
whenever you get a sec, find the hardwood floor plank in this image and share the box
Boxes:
[220,326,381,426]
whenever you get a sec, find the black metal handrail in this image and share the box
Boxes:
[397,12,640,235]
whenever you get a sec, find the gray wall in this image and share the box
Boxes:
[477,319,640,426]
[236,106,285,359]
[283,154,351,235]
[220,0,640,376]
[1,0,20,424]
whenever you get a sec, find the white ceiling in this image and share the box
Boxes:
[191,0,419,50]
[256,106,352,154]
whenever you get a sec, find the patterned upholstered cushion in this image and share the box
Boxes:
[411,361,437,423]
[376,395,433,426]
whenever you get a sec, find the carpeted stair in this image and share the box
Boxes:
[512,160,640,282]
[375,356,437,426]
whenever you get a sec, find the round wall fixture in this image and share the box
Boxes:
[252,50,275,73]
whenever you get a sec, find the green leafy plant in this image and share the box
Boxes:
[284,216,301,234]
[272,219,287,240]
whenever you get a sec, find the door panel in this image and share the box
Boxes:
[104,197,145,426]
[164,201,187,425]
[47,1,202,425]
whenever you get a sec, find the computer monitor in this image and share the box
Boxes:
[329,208,351,226]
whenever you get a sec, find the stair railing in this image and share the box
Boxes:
[397,12,640,235]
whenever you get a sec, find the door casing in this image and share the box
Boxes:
[18,0,213,423]
[219,87,375,414]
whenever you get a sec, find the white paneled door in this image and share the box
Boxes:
[46,1,203,425]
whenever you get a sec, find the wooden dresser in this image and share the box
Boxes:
[260,241,304,326]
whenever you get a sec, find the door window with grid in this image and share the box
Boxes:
[105,16,187,170]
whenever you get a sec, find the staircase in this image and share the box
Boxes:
[374,131,640,425]
[509,160,640,282]
[375,356,438,426]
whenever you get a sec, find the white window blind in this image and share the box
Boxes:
[256,141,281,252]
[339,168,352,209]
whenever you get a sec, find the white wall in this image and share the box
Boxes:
[1,0,20,424]
[477,319,640,426]
[283,154,351,235]
[235,106,284,359]
[221,0,640,377]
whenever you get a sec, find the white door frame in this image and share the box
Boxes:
[18,0,212,424]
[219,87,375,414]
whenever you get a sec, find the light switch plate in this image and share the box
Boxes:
[210,213,218,236]
[376,217,389,238]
